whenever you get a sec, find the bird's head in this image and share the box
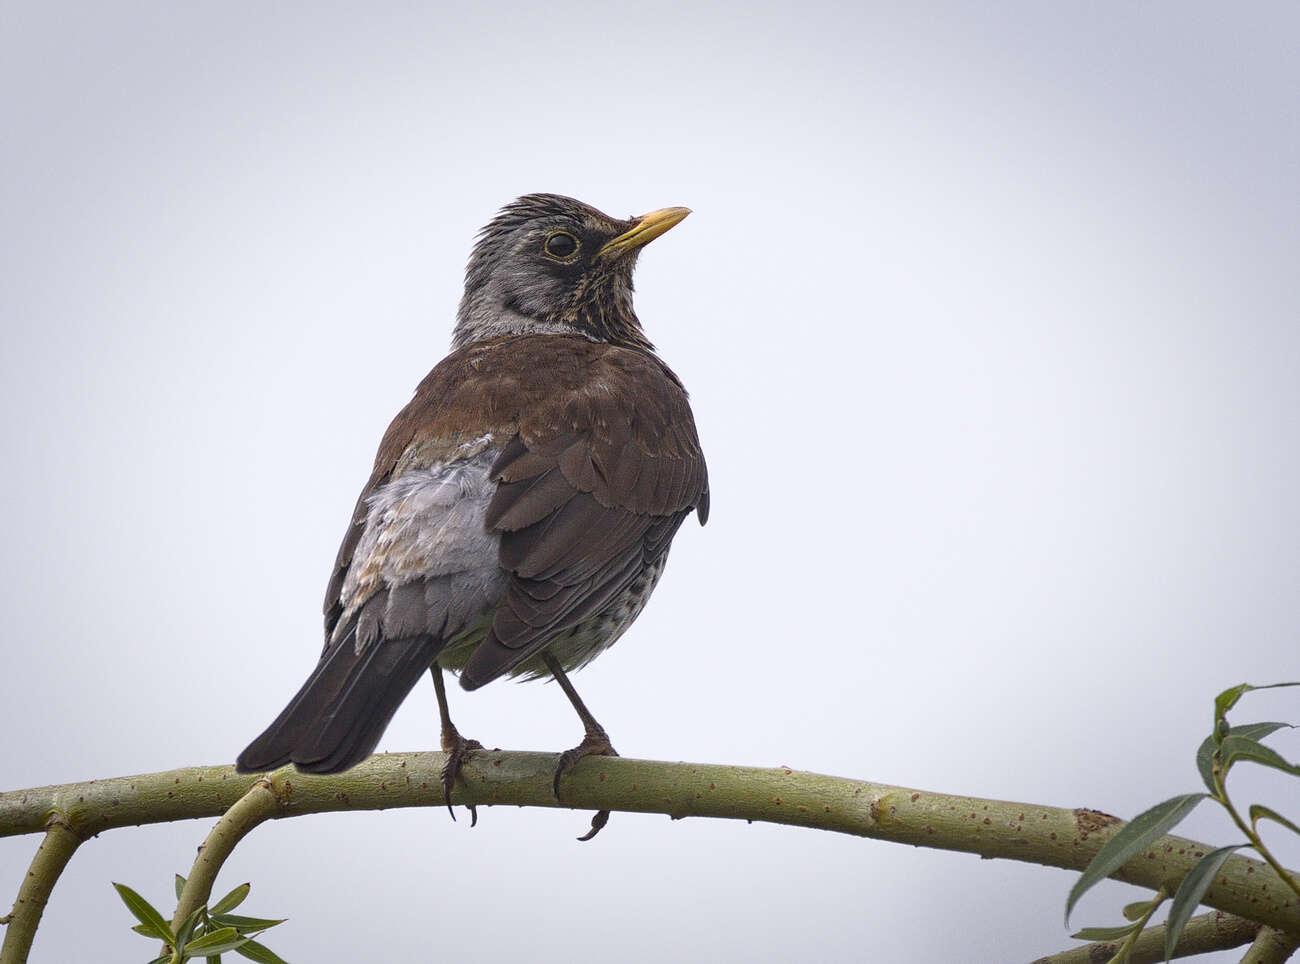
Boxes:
[453,193,690,352]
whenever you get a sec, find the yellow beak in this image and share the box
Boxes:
[599,206,691,259]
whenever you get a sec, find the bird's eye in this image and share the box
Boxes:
[543,232,579,259]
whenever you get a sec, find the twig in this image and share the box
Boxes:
[1216,780,1300,907]
[1031,910,1263,963]
[170,779,278,931]
[1240,926,1300,964]
[0,821,81,964]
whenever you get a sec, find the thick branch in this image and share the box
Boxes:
[0,822,81,964]
[3,751,1299,937]
[1032,911,1263,963]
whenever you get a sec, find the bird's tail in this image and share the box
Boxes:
[236,634,437,775]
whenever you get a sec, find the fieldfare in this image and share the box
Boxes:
[236,194,709,837]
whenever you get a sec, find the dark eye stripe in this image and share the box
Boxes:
[544,232,579,258]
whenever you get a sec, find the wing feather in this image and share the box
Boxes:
[460,346,706,688]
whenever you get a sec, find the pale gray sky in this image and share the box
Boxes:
[2,2,1298,961]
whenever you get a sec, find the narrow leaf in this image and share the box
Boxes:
[234,937,291,964]
[1196,722,1291,792]
[1215,683,1300,729]
[1195,736,1215,792]
[1219,736,1300,778]
[175,874,187,900]
[1071,922,1141,941]
[1250,804,1300,839]
[1121,898,1158,921]
[146,956,172,964]
[1165,845,1242,960]
[176,904,206,948]
[1214,684,1251,725]
[1065,794,1206,924]
[185,926,249,955]
[210,913,286,933]
[112,882,173,943]
[132,924,154,937]
[210,883,251,915]
[207,957,222,964]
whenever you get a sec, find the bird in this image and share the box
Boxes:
[235,193,709,837]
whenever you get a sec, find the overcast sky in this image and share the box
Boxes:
[2,2,1298,961]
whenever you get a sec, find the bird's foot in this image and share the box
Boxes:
[552,728,618,795]
[440,729,484,827]
[553,727,618,841]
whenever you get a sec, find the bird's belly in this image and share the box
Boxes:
[437,551,669,681]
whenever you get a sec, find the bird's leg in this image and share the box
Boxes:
[543,651,619,783]
[430,664,482,826]
[542,651,617,841]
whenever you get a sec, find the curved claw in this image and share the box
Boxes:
[576,809,611,842]
[439,736,484,824]
[551,730,618,799]
[551,729,618,842]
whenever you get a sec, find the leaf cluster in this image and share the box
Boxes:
[113,876,289,964]
[1065,682,1300,962]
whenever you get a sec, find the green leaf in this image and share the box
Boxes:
[1065,794,1207,924]
[1195,740,1214,792]
[234,937,291,964]
[185,927,249,955]
[1196,723,1291,792]
[1250,804,1300,839]
[1165,845,1242,960]
[113,882,173,943]
[176,904,206,949]
[132,924,155,937]
[1215,683,1300,730]
[146,956,172,964]
[175,874,187,901]
[1227,721,1289,741]
[1071,922,1141,941]
[210,883,251,916]
[1121,898,1159,921]
[1218,735,1300,779]
[210,913,286,933]
[207,957,222,964]
[1214,684,1251,727]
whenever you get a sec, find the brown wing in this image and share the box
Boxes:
[320,334,708,674]
[459,346,708,689]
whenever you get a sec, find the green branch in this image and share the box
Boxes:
[1031,910,1266,963]
[169,779,278,932]
[3,751,1299,958]
[1241,927,1300,964]
[0,821,82,964]
[1215,769,1300,906]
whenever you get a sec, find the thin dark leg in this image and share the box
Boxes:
[431,664,481,826]
[542,652,617,841]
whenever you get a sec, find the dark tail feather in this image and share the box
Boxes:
[236,634,437,775]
